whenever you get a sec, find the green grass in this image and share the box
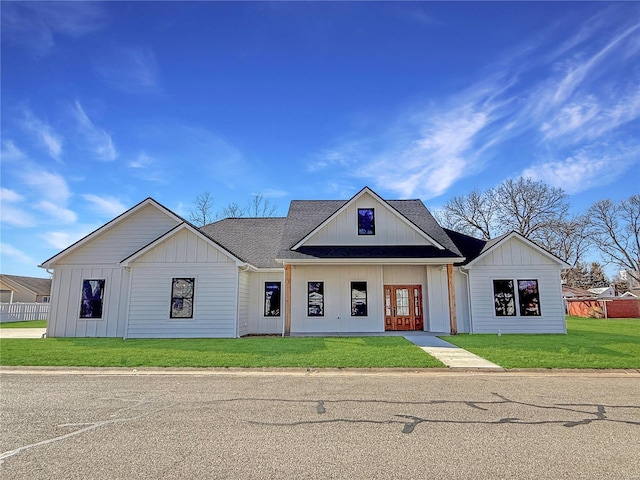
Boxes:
[0,336,444,368]
[443,317,640,369]
[0,320,47,328]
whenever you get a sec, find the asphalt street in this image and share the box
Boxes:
[1,369,639,479]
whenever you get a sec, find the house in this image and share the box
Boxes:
[588,286,616,298]
[562,285,596,299]
[40,187,569,338]
[0,274,51,304]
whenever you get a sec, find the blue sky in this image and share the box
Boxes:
[1,1,639,278]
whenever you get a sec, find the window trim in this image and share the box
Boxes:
[264,281,282,317]
[492,278,542,318]
[357,208,375,235]
[517,279,542,317]
[351,281,368,317]
[79,279,106,320]
[307,281,324,317]
[170,277,195,319]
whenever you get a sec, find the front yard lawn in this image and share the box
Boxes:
[0,336,444,368]
[444,317,640,369]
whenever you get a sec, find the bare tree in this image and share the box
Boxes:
[493,178,569,241]
[187,191,215,226]
[587,195,640,284]
[538,215,591,268]
[221,202,246,219]
[439,189,495,240]
[246,194,278,217]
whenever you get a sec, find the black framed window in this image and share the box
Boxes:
[308,282,324,316]
[518,280,541,316]
[493,280,516,316]
[358,208,375,235]
[80,279,105,319]
[264,282,281,316]
[171,278,195,318]
[351,281,367,316]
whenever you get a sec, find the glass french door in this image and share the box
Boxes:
[384,285,424,331]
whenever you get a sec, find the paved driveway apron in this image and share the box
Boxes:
[0,328,46,339]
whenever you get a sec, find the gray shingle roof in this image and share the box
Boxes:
[200,195,465,267]
[200,218,287,268]
[0,275,51,295]
[276,199,463,261]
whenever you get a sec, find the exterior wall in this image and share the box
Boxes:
[289,264,449,333]
[60,204,179,265]
[454,269,471,334]
[425,266,450,333]
[472,237,556,268]
[237,270,250,337]
[126,229,239,338]
[468,265,565,333]
[0,280,37,303]
[290,265,385,333]
[305,192,432,246]
[248,271,285,334]
[47,266,130,337]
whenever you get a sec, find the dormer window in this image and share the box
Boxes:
[358,208,375,235]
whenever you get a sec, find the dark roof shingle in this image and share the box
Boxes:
[200,218,287,268]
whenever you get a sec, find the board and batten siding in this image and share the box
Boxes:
[237,270,250,337]
[58,204,180,265]
[467,237,565,334]
[46,266,130,337]
[305,192,432,247]
[248,271,285,334]
[126,228,239,338]
[291,265,384,333]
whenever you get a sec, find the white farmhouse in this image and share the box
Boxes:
[41,187,569,337]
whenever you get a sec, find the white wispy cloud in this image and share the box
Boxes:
[257,189,288,199]
[0,188,24,203]
[21,109,63,161]
[81,194,127,218]
[0,242,38,267]
[72,101,118,161]
[0,188,36,227]
[20,170,71,204]
[37,201,78,224]
[17,169,77,225]
[522,144,640,194]
[1,2,107,55]
[41,225,100,250]
[312,7,640,199]
[94,45,161,94]
[127,151,165,182]
[0,141,27,162]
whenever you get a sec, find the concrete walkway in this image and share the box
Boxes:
[0,328,47,339]
[404,335,503,370]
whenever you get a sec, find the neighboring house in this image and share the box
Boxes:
[562,286,596,299]
[0,274,51,303]
[619,291,638,298]
[588,286,616,298]
[40,187,569,338]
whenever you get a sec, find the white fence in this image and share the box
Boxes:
[0,303,49,323]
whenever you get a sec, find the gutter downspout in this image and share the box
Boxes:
[459,268,473,334]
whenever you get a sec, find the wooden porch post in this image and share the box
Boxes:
[446,264,458,335]
[284,264,292,336]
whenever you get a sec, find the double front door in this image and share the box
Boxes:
[384,285,423,331]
